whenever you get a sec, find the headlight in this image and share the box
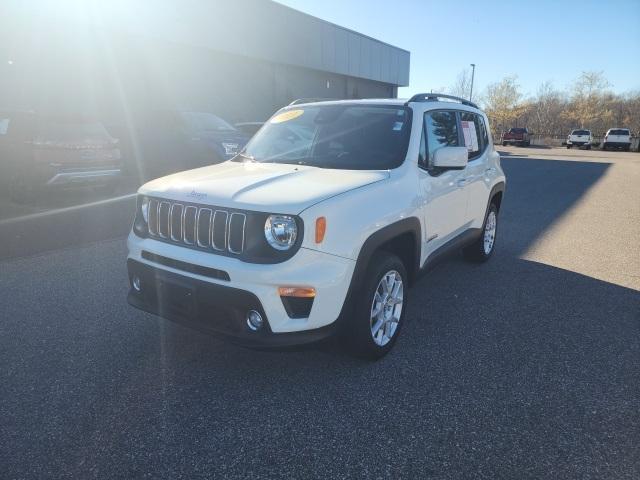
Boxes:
[264,215,297,250]
[133,195,149,237]
[140,196,150,223]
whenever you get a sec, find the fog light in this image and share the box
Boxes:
[246,310,264,331]
[132,275,141,292]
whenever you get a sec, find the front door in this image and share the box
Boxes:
[418,110,468,258]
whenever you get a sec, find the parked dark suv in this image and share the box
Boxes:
[0,111,122,202]
[136,111,250,180]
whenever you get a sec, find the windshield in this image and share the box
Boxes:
[571,130,590,135]
[179,112,236,132]
[238,105,412,170]
[609,129,629,135]
[509,128,526,134]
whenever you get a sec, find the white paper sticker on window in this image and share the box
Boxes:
[0,118,9,135]
[461,120,478,152]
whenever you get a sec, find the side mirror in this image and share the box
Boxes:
[433,146,468,169]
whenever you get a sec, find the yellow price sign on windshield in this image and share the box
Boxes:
[270,109,304,124]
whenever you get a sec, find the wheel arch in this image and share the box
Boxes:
[352,217,421,290]
[335,216,421,329]
[488,181,505,213]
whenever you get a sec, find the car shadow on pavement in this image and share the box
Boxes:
[34,254,634,479]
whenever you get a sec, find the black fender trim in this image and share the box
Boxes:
[488,181,506,213]
[335,217,422,329]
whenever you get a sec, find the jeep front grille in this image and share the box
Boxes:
[147,199,246,254]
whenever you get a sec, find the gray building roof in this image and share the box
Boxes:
[3,0,410,87]
[112,0,411,87]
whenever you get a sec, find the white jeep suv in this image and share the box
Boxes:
[127,94,506,358]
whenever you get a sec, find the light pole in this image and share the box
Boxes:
[469,63,476,102]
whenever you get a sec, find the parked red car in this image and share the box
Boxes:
[0,111,122,202]
[501,127,531,147]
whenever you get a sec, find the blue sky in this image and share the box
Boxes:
[277,0,640,98]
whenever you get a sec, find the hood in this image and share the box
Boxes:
[139,161,389,214]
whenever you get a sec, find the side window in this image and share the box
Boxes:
[460,112,484,160]
[418,127,427,169]
[423,110,458,171]
[478,115,489,149]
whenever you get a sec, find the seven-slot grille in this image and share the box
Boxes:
[147,199,246,254]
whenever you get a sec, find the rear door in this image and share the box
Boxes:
[419,109,468,255]
[460,111,492,226]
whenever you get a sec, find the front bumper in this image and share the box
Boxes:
[127,233,356,345]
[46,168,121,186]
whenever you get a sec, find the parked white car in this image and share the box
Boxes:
[567,129,592,149]
[127,94,506,358]
[602,128,632,151]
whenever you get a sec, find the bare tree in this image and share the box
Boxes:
[531,81,565,135]
[566,71,611,130]
[481,75,523,136]
[449,69,472,99]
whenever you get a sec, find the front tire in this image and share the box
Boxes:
[464,203,498,262]
[348,251,407,360]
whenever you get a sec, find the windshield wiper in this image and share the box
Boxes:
[233,152,256,162]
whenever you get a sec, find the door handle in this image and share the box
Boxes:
[457,178,468,187]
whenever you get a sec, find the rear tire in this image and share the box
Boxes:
[502,141,507,146]
[567,145,571,149]
[464,203,499,263]
[586,145,591,150]
[602,143,608,151]
[348,251,408,360]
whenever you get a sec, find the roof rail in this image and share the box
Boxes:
[288,97,335,106]
[405,93,478,109]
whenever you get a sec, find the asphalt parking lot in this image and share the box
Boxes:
[0,180,137,222]
[1,146,639,479]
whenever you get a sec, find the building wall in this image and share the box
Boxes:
[0,28,397,124]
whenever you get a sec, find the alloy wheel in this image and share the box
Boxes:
[483,211,497,255]
[370,270,404,346]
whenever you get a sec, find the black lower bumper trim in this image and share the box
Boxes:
[127,259,336,348]
[604,142,630,148]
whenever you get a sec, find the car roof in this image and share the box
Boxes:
[287,98,406,107]
[284,97,484,114]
